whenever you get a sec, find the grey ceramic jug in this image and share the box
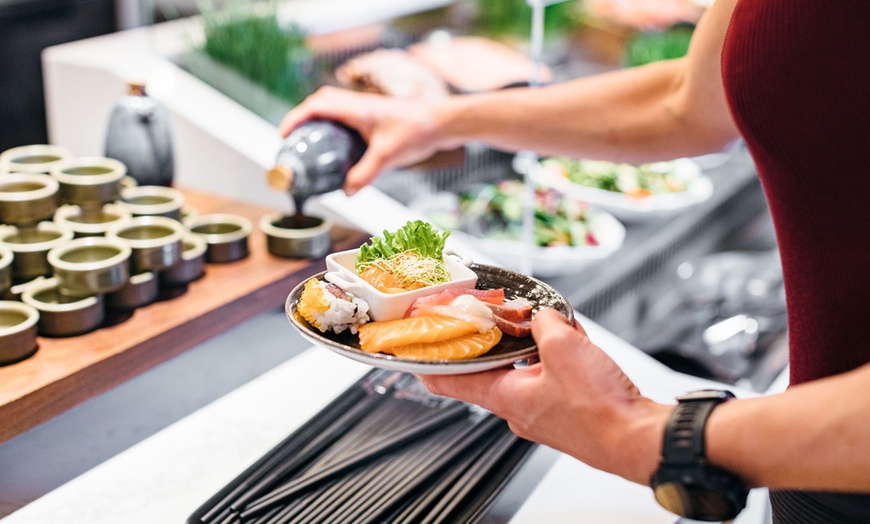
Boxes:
[104,83,175,187]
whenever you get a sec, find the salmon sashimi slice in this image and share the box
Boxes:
[405,288,504,316]
[379,328,503,361]
[358,314,479,353]
[408,294,497,332]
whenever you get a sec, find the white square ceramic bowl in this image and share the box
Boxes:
[324,248,477,321]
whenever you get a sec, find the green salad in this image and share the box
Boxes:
[356,220,451,287]
[431,180,598,248]
[541,157,692,198]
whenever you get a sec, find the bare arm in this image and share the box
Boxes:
[279,0,740,193]
[707,365,870,491]
[419,309,870,493]
[436,0,740,163]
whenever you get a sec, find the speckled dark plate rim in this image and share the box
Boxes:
[285,264,574,375]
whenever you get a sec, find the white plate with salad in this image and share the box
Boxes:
[415,180,626,277]
[532,157,713,222]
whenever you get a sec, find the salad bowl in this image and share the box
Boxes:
[414,179,626,277]
[532,157,712,222]
[448,209,625,277]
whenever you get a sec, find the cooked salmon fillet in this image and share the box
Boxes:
[358,314,480,353]
[377,328,503,361]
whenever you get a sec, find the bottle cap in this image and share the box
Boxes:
[128,82,147,96]
[267,165,294,192]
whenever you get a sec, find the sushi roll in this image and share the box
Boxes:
[298,278,370,334]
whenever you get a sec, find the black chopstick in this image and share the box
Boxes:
[200,388,367,524]
[259,479,339,524]
[261,410,468,524]
[239,402,470,520]
[446,438,537,524]
[419,426,519,524]
[387,430,492,524]
[227,385,395,514]
[302,396,418,471]
[246,505,285,524]
[285,456,398,524]
[348,414,505,524]
[318,423,468,524]
[271,400,432,522]
[200,369,402,524]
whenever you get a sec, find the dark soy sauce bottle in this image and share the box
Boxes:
[267,119,366,216]
[105,83,175,186]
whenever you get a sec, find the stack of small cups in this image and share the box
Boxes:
[0,144,253,359]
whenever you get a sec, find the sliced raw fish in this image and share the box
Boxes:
[358,314,479,353]
[406,288,504,316]
[407,294,496,332]
[377,328,503,361]
[494,316,532,338]
[486,298,533,322]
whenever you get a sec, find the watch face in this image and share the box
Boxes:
[654,481,740,521]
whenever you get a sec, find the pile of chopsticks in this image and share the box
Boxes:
[190,370,535,524]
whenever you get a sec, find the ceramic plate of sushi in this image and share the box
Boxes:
[285,264,574,375]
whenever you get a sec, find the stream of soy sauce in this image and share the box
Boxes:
[281,193,324,229]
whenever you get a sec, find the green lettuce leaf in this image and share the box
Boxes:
[356,220,450,272]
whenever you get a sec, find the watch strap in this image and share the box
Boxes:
[663,390,734,465]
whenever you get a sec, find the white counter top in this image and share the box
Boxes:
[0,314,769,524]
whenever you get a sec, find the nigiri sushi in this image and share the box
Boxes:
[298,278,370,335]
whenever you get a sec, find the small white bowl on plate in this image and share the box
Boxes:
[324,248,477,321]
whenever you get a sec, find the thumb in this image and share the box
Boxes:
[531,308,590,368]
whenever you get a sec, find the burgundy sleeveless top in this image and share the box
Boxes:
[721,1,870,521]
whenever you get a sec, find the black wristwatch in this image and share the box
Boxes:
[650,390,749,522]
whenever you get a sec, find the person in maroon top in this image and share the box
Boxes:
[280,0,870,521]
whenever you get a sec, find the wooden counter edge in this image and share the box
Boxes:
[0,227,369,445]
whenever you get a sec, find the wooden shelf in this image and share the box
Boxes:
[0,188,367,445]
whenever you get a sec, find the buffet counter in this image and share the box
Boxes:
[15,5,779,522]
[0,189,367,445]
[0,311,770,523]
